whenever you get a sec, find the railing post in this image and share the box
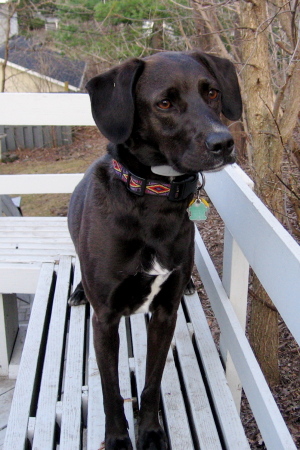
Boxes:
[219,167,254,412]
[220,228,250,411]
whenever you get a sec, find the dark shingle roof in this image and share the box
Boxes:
[0,36,86,90]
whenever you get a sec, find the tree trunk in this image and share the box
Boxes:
[240,0,281,385]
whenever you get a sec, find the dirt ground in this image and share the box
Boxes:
[1,127,299,448]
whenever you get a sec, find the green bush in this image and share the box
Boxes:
[94,0,168,25]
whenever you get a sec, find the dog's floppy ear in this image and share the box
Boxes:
[86,58,145,143]
[190,51,242,121]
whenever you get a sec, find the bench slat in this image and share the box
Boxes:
[0,242,74,250]
[119,317,137,449]
[3,263,55,450]
[183,293,251,450]
[1,230,70,237]
[0,221,69,229]
[32,256,72,448]
[0,255,73,263]
[60,260,86,450]
[161,346,194,449]
[87,307,106,450]
[175,304,222,449]
[0,217,69,225]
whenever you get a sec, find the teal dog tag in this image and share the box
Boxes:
[188,199,209,221]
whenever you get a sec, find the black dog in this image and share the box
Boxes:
[68,51,242,450]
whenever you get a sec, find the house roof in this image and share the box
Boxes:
[0,36,86,91]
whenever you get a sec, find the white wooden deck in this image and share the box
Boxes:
[0,93,299,449]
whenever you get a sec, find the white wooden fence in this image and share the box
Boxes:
[0,93,300,449]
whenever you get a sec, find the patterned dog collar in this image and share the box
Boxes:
[112,159,198,202]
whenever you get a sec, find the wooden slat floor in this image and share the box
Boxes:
[3,256,249,450]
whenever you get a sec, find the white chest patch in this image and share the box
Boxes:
[134,259,171,314]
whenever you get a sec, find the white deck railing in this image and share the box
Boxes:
[0,92,299,450]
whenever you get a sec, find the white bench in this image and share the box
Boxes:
[1,93,299,449]
[2,256,252,450]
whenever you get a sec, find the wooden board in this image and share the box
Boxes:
[119,318,136,449]
[204,164,300,346]
[193,228,296,450]
[174,304,222,449]
[184,292,251,450]
[87,307,106,450]
[0,93,94,126]
[3,263,55,449]
[32,256,72,448]
[0,173,84,195]
[60,260,87,450]
[160,346,194,449]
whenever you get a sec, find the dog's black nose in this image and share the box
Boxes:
[205,132,234,156]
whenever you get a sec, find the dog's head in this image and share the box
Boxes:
[86,51,242,173]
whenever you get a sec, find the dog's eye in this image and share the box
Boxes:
[208,89,219,100]
[157,99,172,110]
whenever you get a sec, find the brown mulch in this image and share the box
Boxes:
[3,127,300,449]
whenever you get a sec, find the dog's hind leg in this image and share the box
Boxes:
[92,309,133,450]
[68,281,88,306]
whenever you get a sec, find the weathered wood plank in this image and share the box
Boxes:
[23,126,34,148]
[119,317,136,449]
[87,307,106,450]
[0,242,74,250]
[1,230,70,237]
[0,225,70,232]
[175,304,222,449]
[60,260,86,450]
[0,216,69,224]
[3,263,55,450]
[32,256,72,448]
[183,291,250,450]
[160,346,194,449]
[0,255,72,263]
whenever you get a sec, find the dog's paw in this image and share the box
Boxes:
[105,435,133,450]
[184,278,196,296]
[68,281,88,306]
[137,428,168,450]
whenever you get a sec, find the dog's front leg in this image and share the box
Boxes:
[92,311,133,450]
[137,303,180,450]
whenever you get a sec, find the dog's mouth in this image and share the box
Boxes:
[173,148,236,175]
[204,152,236,172]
